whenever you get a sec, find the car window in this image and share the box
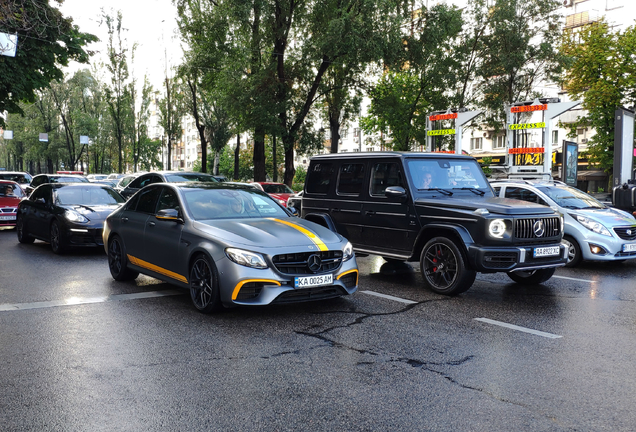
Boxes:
[407,159,490,191]
[183,189,288,220]
[31,176,44,187]
[128,176,145,189]
[55,186,125,205]
[536,185,605,209]
[157,187,181,213]
[151,175,163,184]
[118,176,134,188]
[136,175,154,188]
[165,173,218,183]
[370,163,403,196]
[306,163,334,194]
[336,164,365,196]
[492,186,501,196]
[262,184,294,194]
[504,186,547,205]
[0,183,24,197]
[136,186,162,214]
[125,192,141,211]
[30,186,50,203]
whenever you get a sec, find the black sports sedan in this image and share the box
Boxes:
[119,171,218,200]
[103,183,358,313]
[17,183,125,253]
[25,173,89,195]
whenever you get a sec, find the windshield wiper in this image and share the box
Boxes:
[455,187,485,196]
[74,204,96,212]
[419,188,453,196]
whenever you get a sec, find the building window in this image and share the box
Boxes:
[470,138,483,151]
[341,128,348,139]
[353,128,360,138]
[552,130,559,145]
[353,148,360,152]
[366,147,374,152]
[493,135,506,150]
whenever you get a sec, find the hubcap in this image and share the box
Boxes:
[423,243,458,289]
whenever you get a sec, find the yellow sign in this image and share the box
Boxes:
[427,129,456,136]
[508,122,546,130]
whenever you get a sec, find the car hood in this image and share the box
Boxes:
[193,217,343,248]
[414,196,556,216]
[65,204,122,221]
[568,207,636,226]
[0,196,22,207]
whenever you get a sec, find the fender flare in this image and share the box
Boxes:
[303,212,338,233]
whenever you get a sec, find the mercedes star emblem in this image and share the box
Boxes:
[533,220,545,237]
[307,254,322,272]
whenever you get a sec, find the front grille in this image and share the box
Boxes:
[483,252,517,269]
[272,286,345,304]
[69,229,103,246]
[614,227,636,241]
[1,208,16,213]
[273,250,343,275]
[514,217,560,240]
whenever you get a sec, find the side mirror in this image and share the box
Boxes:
[385,186,407,200]
[156,208,183,223]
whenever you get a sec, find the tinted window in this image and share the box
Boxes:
[306,163,334,194]
[370,163,403,196]
[337,164,365,195]
[128,176,146,189]
[407,159,490,191]
[136,187,162,214]
[125,192,141,211]
[157,187,181,212]
[165,173,218,183]
[31,176,45,187]
[504,187,547,205]
[55,186,125,205]
[184,189,288,220]
[262,184,294,194]
[30,186,50,203]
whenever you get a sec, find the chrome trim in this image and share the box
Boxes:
[354,248,410,260]
[419,214,478,222]
[509,262,565,272]
[518,247,526,263]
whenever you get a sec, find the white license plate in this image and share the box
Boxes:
[623,243,636,253]
[0,215,16,221]
[533,246,560,258]
[294,274,333,288]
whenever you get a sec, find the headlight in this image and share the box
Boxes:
[64,209,88,223]
[572,214,611,236]
[488,219,506,238]
[225,248,268,269]
[343,241,354,261]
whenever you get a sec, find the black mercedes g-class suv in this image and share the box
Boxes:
[299,152,567,295]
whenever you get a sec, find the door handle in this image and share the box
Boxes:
[330,208,340,212]
[122,217,129,222]
[148,221,156,227]
[365,210,375,216]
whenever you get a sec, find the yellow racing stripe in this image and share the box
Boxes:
[127,254,188,284]
[270,218,328,251]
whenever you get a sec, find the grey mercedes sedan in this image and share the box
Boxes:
[103,182,358,313]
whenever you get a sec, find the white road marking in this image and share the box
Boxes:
[552,275,596,283]
[0,290,183,312]
[360,290,417,304]
[474,318,562,339]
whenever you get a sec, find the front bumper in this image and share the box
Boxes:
[468,243,568,273]
[578,237,636,262]
[63,225,104,247]
[215,255,359,307]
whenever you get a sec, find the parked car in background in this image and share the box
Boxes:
[0,180,26,228]
[119,171,219,200]
[94,179,119,188]
[113,174,139,195]
[103,182,358,313]
[491,179,636,267]
[287,191,303,213]
[212,175,227,182]
[87,174,108,182]
[251,182,295,207]
[16,183,125,254]
[0,171,32,188]
[107,173,127,180]
[26,173,89,195]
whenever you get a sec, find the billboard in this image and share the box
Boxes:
[562,141,578,186]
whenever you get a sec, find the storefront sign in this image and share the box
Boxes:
[508,122,546,130]
[510,104,548,113]
[427,129,456,136]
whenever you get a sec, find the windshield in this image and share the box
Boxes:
[184,189,289,220]
[407,159,491,192]
[55,187,125,205]
[262,184,294,194]
[537,185,605,209]
[0,183,25,197]
[165,173,218,183]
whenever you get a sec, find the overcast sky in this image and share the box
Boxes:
[59,0,183,91]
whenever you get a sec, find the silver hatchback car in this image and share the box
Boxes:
[491,180,636,267]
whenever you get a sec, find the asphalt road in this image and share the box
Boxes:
[1,226,636,431]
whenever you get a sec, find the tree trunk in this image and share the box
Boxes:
[234,135,240,180]
[329,112,341,154]
[272,134,277,182]
[253,128,266,181]
[283,135,295,187]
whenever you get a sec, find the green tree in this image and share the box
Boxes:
[0,0,97,127]
[560,21,636,173]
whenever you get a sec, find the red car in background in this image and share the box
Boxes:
[251,182,295,207]
[0,180,25,228]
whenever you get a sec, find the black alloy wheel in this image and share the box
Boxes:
[562,236,582,268]
[507,268,556,284]
[189,254,222,313]
[420,237,475,295]
[107,235,139,281]
[16,216,34,244]
[50,220,66,254]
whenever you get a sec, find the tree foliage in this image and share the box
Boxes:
[560,21,636,172]
[0,0,97,127]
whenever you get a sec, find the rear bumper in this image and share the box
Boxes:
[469,243,568,272]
